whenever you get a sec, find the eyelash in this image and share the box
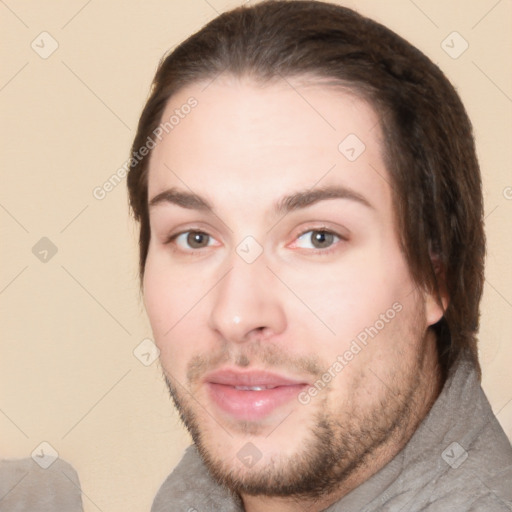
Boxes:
[164,230,215,250]
[291,227,346,254]
[164,227,347,254]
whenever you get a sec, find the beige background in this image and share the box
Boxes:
[1,0,511,510]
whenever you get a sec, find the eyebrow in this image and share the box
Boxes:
[276,185,373,213]
[149,189,212,211]
[148,185,373,214]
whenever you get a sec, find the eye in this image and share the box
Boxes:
[294,229,341,250]
[171,231,216,250]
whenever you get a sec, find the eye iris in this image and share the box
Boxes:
[187,232,209,248]
[311,231,334,248]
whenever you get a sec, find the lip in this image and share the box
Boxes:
[204,369,309,422]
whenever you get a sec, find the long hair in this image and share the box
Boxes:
[127,0,485,376]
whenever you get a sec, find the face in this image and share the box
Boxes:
[143,76,444,499]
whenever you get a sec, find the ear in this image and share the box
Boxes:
[424,252,449,326]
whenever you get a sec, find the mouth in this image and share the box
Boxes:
[204,369,309,422]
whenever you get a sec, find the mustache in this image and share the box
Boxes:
[184,342,325,387]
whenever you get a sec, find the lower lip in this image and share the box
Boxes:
[207,383,307,422]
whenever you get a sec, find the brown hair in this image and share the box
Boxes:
[127,0,485,377]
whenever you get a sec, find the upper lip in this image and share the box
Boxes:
[204,369,308,388]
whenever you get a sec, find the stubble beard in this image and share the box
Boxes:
[163,337,437,501]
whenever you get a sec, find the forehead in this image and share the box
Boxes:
[147,76,391,216]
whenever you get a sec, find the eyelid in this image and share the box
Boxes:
[164,227,221,250]
[162,221,217,242]
[287,225,349,253]
[296,226,346,239]
[293,223,349,242]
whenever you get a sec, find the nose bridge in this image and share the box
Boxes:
[209,253,286,342]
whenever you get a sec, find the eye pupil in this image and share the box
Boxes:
[187,232,209,248]
[312,231,334,248]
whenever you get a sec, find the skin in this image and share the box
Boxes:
[143,76,446,512]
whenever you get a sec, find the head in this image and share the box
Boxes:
[127,0,485,504]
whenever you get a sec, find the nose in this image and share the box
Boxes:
[208,257,287,344]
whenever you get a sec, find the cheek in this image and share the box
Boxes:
[143,252,206,367]
[281,246,414,350]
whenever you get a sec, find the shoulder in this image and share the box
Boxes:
[400,357,512,510]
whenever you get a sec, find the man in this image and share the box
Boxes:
[127,1,512,510]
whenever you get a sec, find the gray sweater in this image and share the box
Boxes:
[152,355,512,511]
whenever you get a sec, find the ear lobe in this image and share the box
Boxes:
[425,253,449,326]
